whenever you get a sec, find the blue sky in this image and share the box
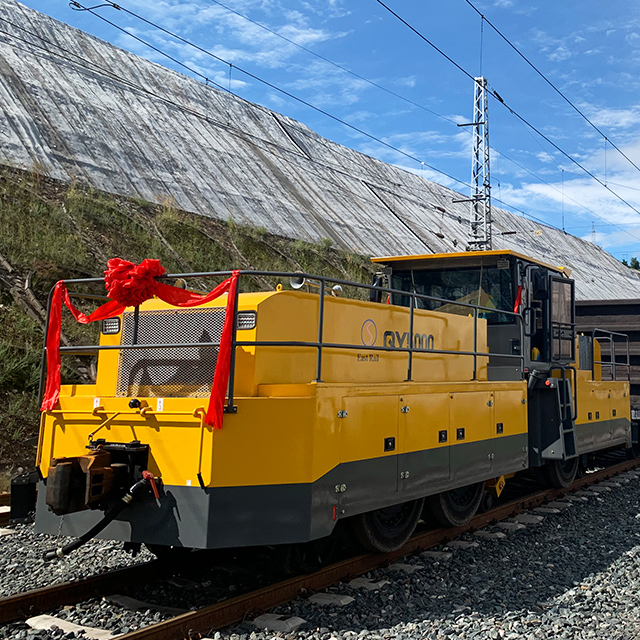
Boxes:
[18,0,640,261]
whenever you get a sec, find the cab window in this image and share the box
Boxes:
[391,265,515,324]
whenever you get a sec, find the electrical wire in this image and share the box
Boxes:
[462,0,640,178]
[203,0,459,127]
[71,0,469,190]
[202,0,609,225]
[81,0,614,236]
[0,16,470,250]
[375,0,640,225]
[0,24,389,205]
[0,18,571,245]
[2,9,633,246]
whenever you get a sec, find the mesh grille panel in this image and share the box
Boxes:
[117,308,225,397]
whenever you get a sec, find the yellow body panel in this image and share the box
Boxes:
[39,380,528,487]
[399,392,450,453]
[252,291,487,388]
[494,389,528,439]
[37,281,621,493]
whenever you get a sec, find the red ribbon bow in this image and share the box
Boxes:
[41,258,239,429]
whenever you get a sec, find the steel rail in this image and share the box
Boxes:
[115,457,640,640]
[0,561,166,624]
[1,458,637,632]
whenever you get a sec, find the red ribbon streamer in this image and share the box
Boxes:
[513,285,523,314]
[41,258,239,429]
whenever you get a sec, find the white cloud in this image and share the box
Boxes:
[109,0,348,73]
[547,46,572,62]
[396,76,417,88]
[591,107,640,130]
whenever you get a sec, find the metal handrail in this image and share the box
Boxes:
[39,269,525,409]
[591,328,631,382]
[550,320,576,362]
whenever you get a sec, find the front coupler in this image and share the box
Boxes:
[45,440,150,515]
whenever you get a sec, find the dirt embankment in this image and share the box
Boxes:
[0,166,375,489]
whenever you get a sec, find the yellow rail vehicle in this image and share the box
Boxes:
[35,250,632,558]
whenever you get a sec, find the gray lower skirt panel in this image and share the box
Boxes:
[33,432,526,549]
[575,418,631,455]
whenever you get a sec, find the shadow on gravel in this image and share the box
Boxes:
[256,476,640,638]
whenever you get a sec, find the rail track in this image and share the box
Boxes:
[1,457,639,639]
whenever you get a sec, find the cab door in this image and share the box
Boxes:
[525,267,575,366]
[549,276,575,363]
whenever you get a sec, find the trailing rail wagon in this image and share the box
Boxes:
[34,250,633,561]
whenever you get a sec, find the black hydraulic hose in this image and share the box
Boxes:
[43,476,152,561]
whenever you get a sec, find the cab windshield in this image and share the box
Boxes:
[391,265,515,324]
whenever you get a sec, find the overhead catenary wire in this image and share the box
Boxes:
[0,12,464,214]
[1,9,633,247]
[0,24,400,206]
[202,0,607,227]
[62,0,619,242]
[374,0,640,226]
[74,0,615,236]
[0,17,482,248]
[462,0,640,178]
[70,0,469,191]
[0,15,577,248]
[204,0,460,127]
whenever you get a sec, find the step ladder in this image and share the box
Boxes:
[541,368,577,461]
[558,376,577,458]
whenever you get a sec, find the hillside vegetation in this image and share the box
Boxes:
[0,166,375,489]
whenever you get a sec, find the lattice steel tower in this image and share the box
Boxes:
[468,76,492,250]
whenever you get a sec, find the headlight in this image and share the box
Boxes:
[236,311,256,330]
[101,317,121,335]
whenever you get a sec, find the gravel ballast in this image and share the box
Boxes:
[2,471,640,639]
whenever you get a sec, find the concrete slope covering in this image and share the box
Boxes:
[0,0,639,300]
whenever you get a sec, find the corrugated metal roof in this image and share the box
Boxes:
[1,0,639,300]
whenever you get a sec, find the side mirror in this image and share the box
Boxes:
[533,289,549,301]
[370,275,384,303]
[531,269,549,301]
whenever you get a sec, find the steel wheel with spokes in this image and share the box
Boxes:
[544,458,579,488]
[427,482,484,527]
[351,498,424,553]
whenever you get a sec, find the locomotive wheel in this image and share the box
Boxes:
[351,498,424,553]
[544,458,579,489]
[428,482,484,527]
[283,537,338,575]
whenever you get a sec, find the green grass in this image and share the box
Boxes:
[0,166,376,477]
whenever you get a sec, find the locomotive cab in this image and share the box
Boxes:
[373,249,629,484]
[372,250,576,380]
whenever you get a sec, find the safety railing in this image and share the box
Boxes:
[551,320,576,362]
[38,270,526,412]
[591,328,631,382]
